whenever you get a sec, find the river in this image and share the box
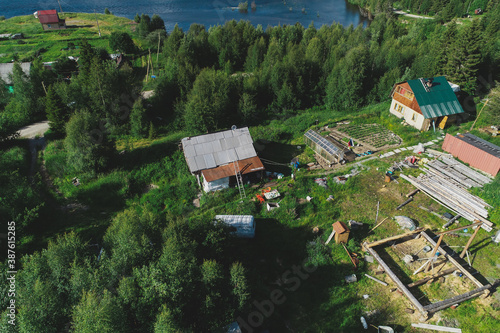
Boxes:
[2,0,367,31]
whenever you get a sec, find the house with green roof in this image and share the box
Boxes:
[389,76,464,131]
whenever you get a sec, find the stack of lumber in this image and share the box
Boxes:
[400,172,493,232]
[425,156,492,189]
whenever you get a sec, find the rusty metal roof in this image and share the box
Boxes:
[38,10,60,24]
[333,221,349,234]
[442,133,500,176]
[201,156,264,182]
[182,127,257,173]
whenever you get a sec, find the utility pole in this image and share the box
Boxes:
[57,0,63,13]
[146,49,151,82]
[156,31,161,66]
[94,10,101,37]
[470,99,489,131]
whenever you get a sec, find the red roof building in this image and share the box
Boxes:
[442,133,500,177]
[37,10,66,30]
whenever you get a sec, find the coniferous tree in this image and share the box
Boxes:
[45,87,69,136]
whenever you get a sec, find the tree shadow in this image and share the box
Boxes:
[118,139,178,171]
[230,218,368,332]
[254,140,304,175]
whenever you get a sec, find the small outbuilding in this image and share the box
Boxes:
[215,215,255,238]
[389,76,464,131]
[304,129,345,165]
[182,127,265,193]
[332,221,350,244]
[37,10,66,30]
[442,133,500,176]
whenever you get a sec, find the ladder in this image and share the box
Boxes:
[233,160,246,200]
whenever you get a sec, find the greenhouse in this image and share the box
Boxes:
[304,129,345,164]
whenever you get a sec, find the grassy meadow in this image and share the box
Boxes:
[0,13,136,62]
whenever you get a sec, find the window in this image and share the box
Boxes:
[412,113,417,121]
[47,24,51,28]
[393,103,404,114]
[396,86,414,100]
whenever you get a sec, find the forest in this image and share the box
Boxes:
[1,2,500,332]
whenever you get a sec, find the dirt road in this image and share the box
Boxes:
[18,120,50,139]
[393,10,434,19]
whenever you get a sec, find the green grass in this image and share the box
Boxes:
[0,13,136,62]
[22,102,500,332]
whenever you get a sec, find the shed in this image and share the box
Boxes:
[442,133,500,176]
[304,129,345,164]
[37,10,66,30]
[215,215,255,238]
[0,62,31,85]
[332,221,350,244]
[181,127,264,192]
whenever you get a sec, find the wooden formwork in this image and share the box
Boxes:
[363,226,491,319]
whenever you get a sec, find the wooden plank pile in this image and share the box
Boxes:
[400,169,493,231]
[425,156,492,189]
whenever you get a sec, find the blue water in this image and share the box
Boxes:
[1,0,366,31]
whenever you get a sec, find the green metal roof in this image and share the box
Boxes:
[407,76,464,119]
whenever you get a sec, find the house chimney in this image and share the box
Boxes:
[426,78,434,88]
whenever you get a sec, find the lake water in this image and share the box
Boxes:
[2,0,367,31]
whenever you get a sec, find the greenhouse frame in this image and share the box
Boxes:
[304,129,345,164]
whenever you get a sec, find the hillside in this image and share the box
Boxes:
[0,13,136,63]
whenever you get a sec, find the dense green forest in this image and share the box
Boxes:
[1,4,500,332]
[348,0,498,20]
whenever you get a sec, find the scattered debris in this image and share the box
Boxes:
[360,316,368,330]
[72,177,80,186]
[493,230,500,244]
[348,220,364,229]
[263,189,280,200]
[406,189,420,197]
[364,255,374,263]
[326,194,334,201]
[365,273,388,286]
[370,217,390,232]
[413,143,425,154]
[394,216,417,231]
[345,274,357,283]
[405,308,415,314]
[306,195,313,202]
[411,323,461,333]
[342,242,359,269]
[314,177,328,188]
[396,197,414,210]
[266,202,280,211]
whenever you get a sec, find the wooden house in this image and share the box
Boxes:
[389,76,464,131]
[181,127,264,192]
[37,10,66,30]
[332,221,350,244]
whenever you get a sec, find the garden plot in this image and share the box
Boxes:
[334,123,402,151]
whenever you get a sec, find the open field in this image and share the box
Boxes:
[0,13,135,62]
[8,102,499,332]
